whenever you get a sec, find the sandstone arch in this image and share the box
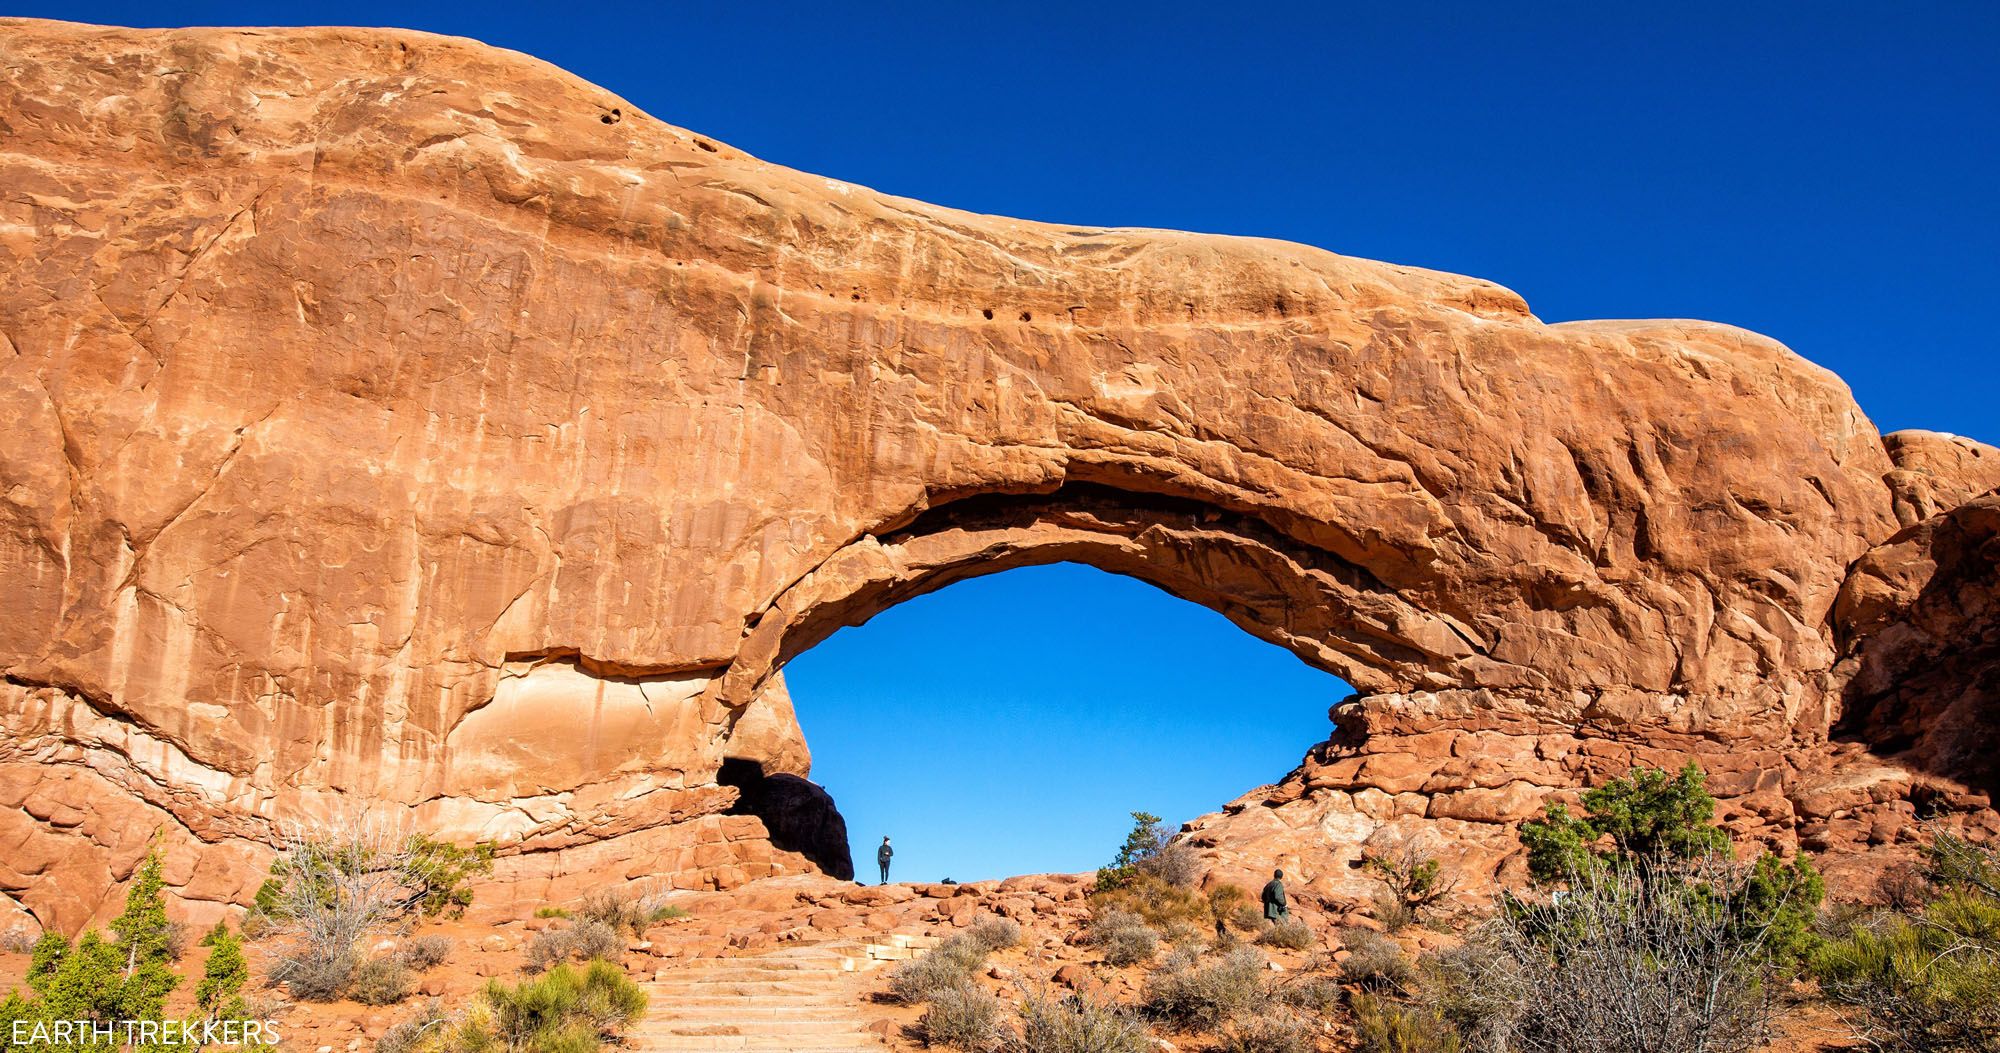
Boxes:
[0,18,1992,929]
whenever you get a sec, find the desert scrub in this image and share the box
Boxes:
[348,957,413,1006]
[195,921,252,1018]
[1339,929,1413,991]
[919,983,1006,1051]
[1813,830,2000,1052]
[1142,946,1268,1032]
[376,999,453,1053]
[1012,987,1151,1053]
[4,853,188,1032]
[965,917,1021,953]
[888,935,989,1004]
[1491,855,1793,1053]
[1087,909,1158,967]
[1352,992,1463,1053]
[1417,936,1526,1051]
[260,824,493,1001]
[1090,873,1211,931]
[398,934,454,972]
[1256,917,1314,951]
[1364,841,1455,933]
[485,961,647,1053]
[524,920,624,973]
[574,887,686,936]
[1215,1010,1315,1053]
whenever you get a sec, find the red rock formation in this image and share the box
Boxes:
[0,17,1987,927]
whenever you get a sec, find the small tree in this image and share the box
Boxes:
[1097,812,1170,891]
[110,853,180,974]
[196,921,250,1018]
[1519,763,1728,881]
[1364,840,1456,931]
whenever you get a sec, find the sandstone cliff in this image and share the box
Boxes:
[0,18,1990,929]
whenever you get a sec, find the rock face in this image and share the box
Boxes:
[0,18,1991,927]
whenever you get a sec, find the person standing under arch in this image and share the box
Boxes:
[877,836,894,885]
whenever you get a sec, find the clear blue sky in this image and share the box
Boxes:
[26,2,1997,879]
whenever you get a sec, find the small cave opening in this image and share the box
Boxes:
[718,756,856,879]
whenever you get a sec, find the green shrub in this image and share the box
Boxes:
[919,983,1005,1050]
[889,936,988,1004]
[1352,992,1463,1053]
[484,961,646,1053]
[1012,987,1151,1053]
[966,917,1021,953]
[1517,762,1823,970]
[524,921,624,974]
[1339,929,1413,991]
[1519,763,1728,881]
[1813,832,2000,1052]
[1142,946,1267,1032]
[1256,918,1314,951]
[349,957,413,1006]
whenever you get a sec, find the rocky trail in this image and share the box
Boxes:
[630,934,936,1052]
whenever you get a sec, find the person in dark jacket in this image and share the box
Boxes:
[877,837,894,884]
[1261,869,1289,922]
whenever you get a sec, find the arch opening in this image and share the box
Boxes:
[780,562,1351,883]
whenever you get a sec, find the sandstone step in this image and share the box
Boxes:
[631,938,894,1052]
[636,1021,864,1037]
[634,1039,880,1052]
[648,993,857,1007]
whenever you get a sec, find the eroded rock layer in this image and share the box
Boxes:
[0,18,1992,927]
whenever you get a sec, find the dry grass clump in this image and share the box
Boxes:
[398,934,454,972]
[574,887,686,936]
[1091,874,1211,930]
[1088,909,1159,967]
[1256,917,1315,951]
[966,917,1022,953]
[1215,1009,1316,1053]
[889,935,989,1004]
[1142,946,1268,1033]
[1352,992,1463,1053]
[1339,929,1414,991]
[523,920,624,974]
[346,956,411,1006]
[920,983,1007,1051]
[1010,987,1152,1053]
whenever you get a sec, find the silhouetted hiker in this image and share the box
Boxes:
[1262,869,1289,922]
[877,836,894,884]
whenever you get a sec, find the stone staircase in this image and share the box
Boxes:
[630,934,939,1052]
